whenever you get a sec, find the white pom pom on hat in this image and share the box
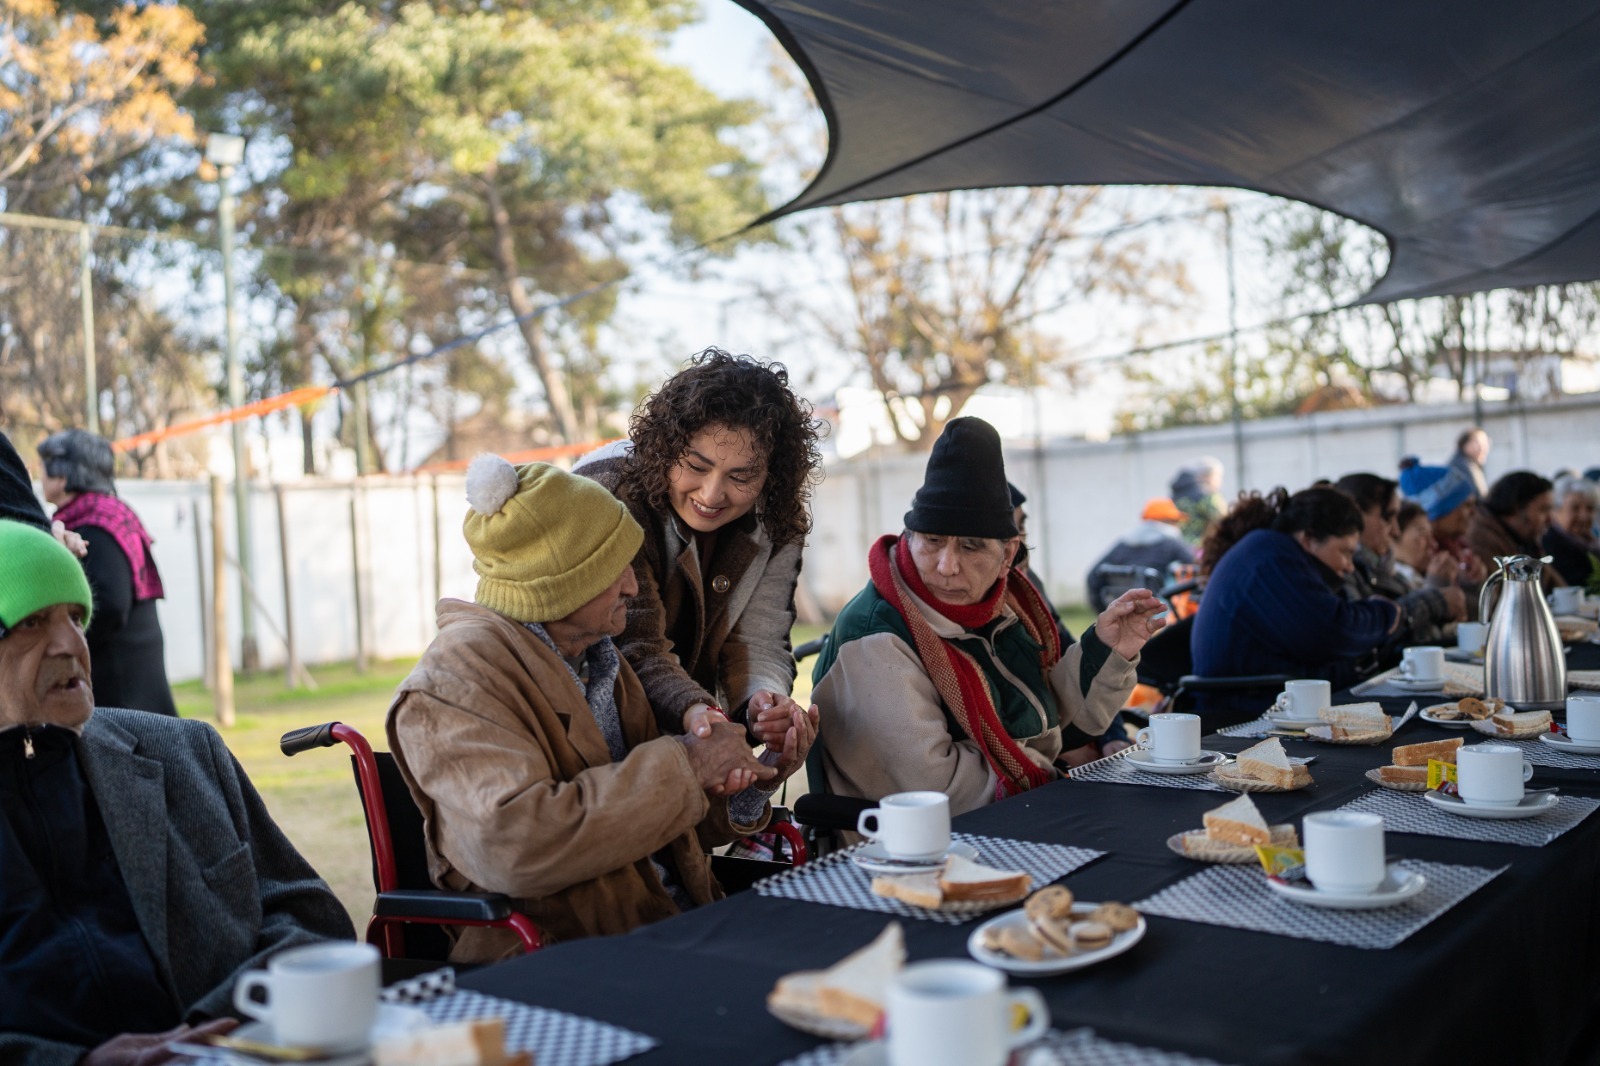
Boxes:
[465,454,521,515]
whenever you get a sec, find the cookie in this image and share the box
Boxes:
[1027,914,1074,955]
[996,925,1047,961]
[1089,902,1139,932]
[1023,885,1075,922]
[1070,920,1113,950]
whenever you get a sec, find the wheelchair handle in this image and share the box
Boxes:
[280,722,341,757]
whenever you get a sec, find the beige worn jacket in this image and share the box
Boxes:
[813,586,1137,817]
[386,600,768,961]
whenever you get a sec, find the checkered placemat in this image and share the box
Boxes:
[382,967,457,1004]
[1351,661,1484,699]
[1336,787,1600,846]
[1215,717,1276,738]
[1514,735,1600,771]
[775,1027,1232,1066]
[1068,749,1228,791]
[755,832,1103,924]
[1132,859,1504,949]
[407,988,656,1066]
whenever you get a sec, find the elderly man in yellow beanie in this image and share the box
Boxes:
[0,520,353,1064]
[387,456,814,961]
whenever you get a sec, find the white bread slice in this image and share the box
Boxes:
[1318,702,1391,732]
[1493,709,1552,735]
[1235,738,1297,789]
[1393,737,1464,766]
[1377,765,1429,784]
[768,923,904,1029]
[938,853,1032,901]
[871,873,943,909]
[1202,794,1270,846]
[373,1019,528,1066]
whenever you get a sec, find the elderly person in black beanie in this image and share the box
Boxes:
[37,429,176,716]
[810,418,1166,815]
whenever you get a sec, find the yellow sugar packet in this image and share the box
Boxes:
[1426,758,1458,791]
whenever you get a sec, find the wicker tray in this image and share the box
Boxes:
[1364,767,1429,792]
[1210,764,1313,792]
[1166,826,1299,864]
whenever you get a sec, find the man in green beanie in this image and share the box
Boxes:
[0,520,354,1065]
[387,456,816,961]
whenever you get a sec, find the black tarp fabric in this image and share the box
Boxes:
[739,0,1600,303]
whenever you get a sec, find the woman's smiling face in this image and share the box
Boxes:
[667,425,768,534]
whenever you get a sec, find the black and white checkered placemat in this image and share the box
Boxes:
[1132,859,1504,950]
[1068,749,1228,791]
[381,967,457,1004]
[1215,717,1276,739]
[411,988,656,1066]
[1350,662,1483,699]
[775,1027,1232,1066]
[755,832,1103,924]
[1336,787,1600,846]
[1493,734,1600,771]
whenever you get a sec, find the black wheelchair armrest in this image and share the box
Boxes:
[792,793,874,832]
[373,889,513,923]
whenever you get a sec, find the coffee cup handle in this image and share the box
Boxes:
[1133,727,1153,749]
[232,971,273,1022]
[1005,988,1050,1048]
[1399,660,1413,678]
[856,809,883,840]
[1271,692,1289,713]
[1520,759,1534,782]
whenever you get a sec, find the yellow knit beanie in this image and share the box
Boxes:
[463,456,643,624]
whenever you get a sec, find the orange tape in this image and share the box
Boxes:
[112,386,337,452]
[415,439,620,474]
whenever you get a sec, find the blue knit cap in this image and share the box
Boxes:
[1398,457,1476,521]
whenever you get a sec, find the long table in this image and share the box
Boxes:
[460,654,1600,1065]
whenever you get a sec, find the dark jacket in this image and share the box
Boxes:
[1085,521,1193,611]
[1343,545,1456,649]
[1467,509,1566,593]
[78,526,177,716]
[0,710,353,1065]
[1191,530,1397,717]
[1542,524,1598,589]
[0,432,48,531]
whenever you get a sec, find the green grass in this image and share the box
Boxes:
[189,610,1099,930]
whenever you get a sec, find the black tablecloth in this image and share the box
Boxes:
[459,707,1600,1066]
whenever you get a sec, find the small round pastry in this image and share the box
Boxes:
[1089,902,1139,932]
[1027,915,1075,955]
[996,925,1047,961]
[1023,885,1074,923]
[1069,920,1114,950]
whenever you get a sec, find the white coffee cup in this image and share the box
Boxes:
[857,791,951,860]
[1550,587,1586,615]
[1272,679,1332,721]
[234,942,380,1050]
[1400,646,1445,685]
[886,960,1049,1066]
[1455,622,1488,655]
[1567,695,1600,744]
[1134,712,1202,763]
[1456,743,1534,807]
[1303,811,1386,896]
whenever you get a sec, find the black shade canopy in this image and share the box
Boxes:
[738,0,1600,303]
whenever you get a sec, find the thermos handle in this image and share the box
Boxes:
[1478,568,1505,624]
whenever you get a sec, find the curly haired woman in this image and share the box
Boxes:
[577,349,825,753]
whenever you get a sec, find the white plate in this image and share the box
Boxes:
[767,999,872,1041]
[967,902,1146,975]
[1419,705,1476,729]
[1421,790,1560,820]
[1265,865,1426,910]
[1390,676,1447,692]
[1263,711,1322,730]
[840,1041,888,1066]
[1539,732,1600,755]
[851,840,979,875]
[1124,749,1232,774]
[173,1005,429,1064]
[1468,718,1551,740]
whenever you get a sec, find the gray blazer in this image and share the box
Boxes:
[0,708,354,1064]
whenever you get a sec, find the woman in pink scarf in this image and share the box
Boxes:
[38,430,177,716]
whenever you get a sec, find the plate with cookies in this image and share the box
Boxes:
[1420,697,1503,728]
[967,887,1144,976]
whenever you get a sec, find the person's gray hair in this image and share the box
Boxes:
[1553,474,1599,508]
[37,429,117,496]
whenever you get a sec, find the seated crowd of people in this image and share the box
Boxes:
[2,364,1596,1059]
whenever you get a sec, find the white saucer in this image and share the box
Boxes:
[1540,732,1600,755]
[851,839,979,875]
[1266,865,1426,910]
[967,902,1147,975]
[840,1041,888,1066]
[173,1004,429,1064]
[1422,790,1560,820]
[1390,676,1447,692]
[1444,648,1484,663]
[1124,749,1231,774]
[1264,711,1323,730]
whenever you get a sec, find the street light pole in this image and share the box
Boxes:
[207,132,259,672]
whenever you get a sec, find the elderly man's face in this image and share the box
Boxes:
[1556,492,1596,537]
[544,565,640,657]
[0,603,94,731]
[906,531,1017,606]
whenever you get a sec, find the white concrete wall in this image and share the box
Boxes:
[43,393,1595,685]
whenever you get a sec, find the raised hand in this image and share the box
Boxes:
[1093,587,1169,661]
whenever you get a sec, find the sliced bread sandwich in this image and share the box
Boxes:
[1202,793,1270,846]
[1393,737,1463,766]
[1235,737,1300,789]
[768,922,905,1029]
[937,853,1033,902]
[1318,702,1391,733]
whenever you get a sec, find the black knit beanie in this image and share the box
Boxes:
[904,417,1018,539]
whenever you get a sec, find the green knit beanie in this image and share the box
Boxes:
[462,456,643,624]
[0,520,93,636]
